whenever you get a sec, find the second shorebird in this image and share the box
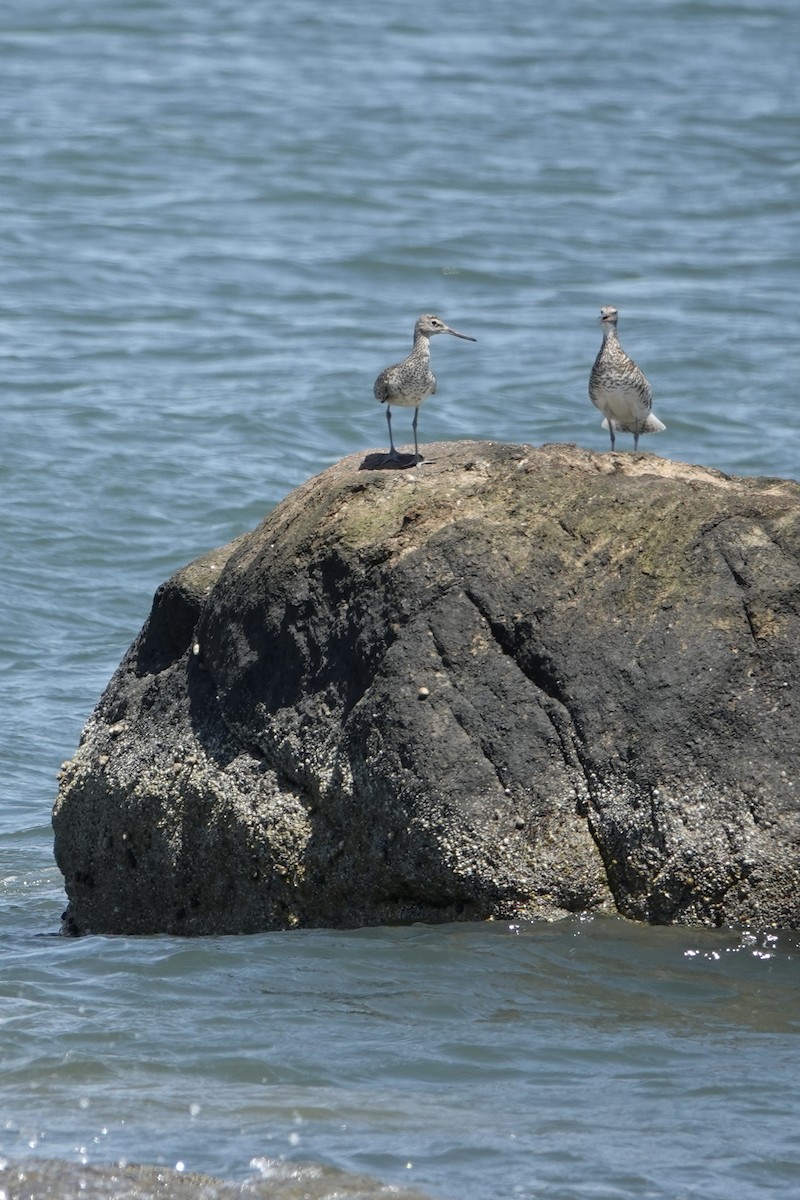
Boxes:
[374,313,476,464]
[589,306,665,451]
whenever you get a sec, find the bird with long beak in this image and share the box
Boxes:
[373,313,476,464]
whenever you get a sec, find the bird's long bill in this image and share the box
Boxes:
[446,326,477,341]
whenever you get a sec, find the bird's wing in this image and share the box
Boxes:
[374,364,401,403]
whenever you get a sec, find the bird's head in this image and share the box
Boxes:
[415,313,476,342]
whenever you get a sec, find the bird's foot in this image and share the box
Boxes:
[380,449,420,469]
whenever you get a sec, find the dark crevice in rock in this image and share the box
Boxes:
[463,585,593,788]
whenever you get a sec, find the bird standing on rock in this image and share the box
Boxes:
[589,306,665,451]
[373,313,476,464]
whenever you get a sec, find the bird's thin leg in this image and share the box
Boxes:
[607,416,616,452]
[633,422,640,452]
[412,406,420,463]
[386,406,399,458]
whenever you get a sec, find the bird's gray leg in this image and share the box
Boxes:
[385,405,400,459]
[607,415,616,452]
[633,421,640,452]
[412,406,420,462]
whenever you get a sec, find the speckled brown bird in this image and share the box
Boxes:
[589,306,665,451]
[373,313,476,463]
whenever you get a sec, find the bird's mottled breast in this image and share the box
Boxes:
[374,359,436,406]
[590,344,651,405]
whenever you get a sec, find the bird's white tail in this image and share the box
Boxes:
[601,414,666,434]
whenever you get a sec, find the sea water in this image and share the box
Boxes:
[2,1,800,1196]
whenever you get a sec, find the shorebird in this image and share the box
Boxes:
[373,313,476,463]
[589,306,665,451]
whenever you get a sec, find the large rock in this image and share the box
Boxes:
[53,442,800,934]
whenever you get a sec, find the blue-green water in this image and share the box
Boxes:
[2,1,800,1196]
